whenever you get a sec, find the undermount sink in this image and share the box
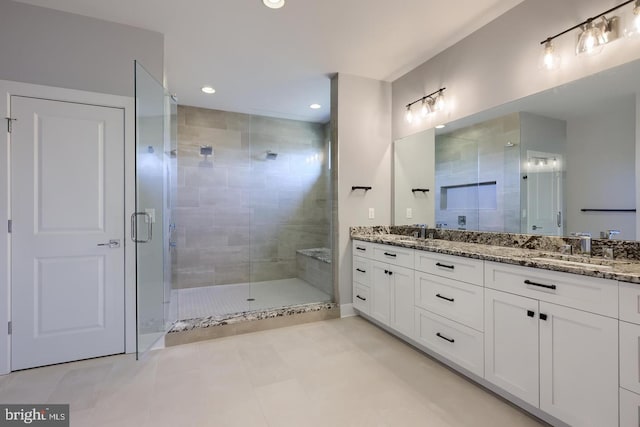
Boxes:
[531,253,630,270]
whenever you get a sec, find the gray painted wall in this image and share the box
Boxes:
[333,74,392,305]
[0,0,164,95]
[392,0,640,141]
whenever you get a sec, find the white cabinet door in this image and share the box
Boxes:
[484,289,539,407]
[539,302,618,427]
[620,388,640,427]
[620,321,640,395]
[371,261,391,325]
[389,265,414,338]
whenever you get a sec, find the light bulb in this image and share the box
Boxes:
[263,0,285,9]
[576,20,604,55]
[624,1,640,37]
[420,98,430,117]
[539,40,560,70]
[405,106,413,123]
[434,90,445,111]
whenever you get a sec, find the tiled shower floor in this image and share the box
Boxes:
[171,278,332,320]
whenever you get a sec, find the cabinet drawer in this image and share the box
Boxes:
[352,256,371,286]
[621,321,640,395]
[415,272,484,331]
[620,282,640,325]
[620,388,640,427]
[414,307,484,377]
[415,251,484,286]
[352,241,373,258]
[353,284,370,315]
[485,261,618,318]
[372,244,414,269]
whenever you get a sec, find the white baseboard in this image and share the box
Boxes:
[340,303,356,318]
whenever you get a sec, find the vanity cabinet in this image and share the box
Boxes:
[353,243,414,338]
[352,239,624,427]
[485,264,618,427]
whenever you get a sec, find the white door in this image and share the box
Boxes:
[389,265,414,337]
[11,96,125,370]
[526,151,563,236]
[539,302,618,427]
[484,289,539,407]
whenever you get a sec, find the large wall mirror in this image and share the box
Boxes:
[393,58,640,240]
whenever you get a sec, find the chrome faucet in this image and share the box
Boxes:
[600,229,620,239]
[572,232,592,256]
[418,224,427,239]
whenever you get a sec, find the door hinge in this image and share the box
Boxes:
[7,220,11,233]
[7,321,11,335]
[5,117,17,133]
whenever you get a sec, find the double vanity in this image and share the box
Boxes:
[351,226,640,427]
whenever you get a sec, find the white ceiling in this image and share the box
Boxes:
[15,0,523,123]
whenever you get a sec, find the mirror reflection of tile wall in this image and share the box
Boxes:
[435,113,522,233]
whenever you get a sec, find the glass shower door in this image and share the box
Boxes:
[134,61,172,357]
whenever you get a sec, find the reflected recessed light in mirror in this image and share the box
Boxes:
[201,86,216,94]
[435,124,446,129]
[310,104,321,109]
[263,0,285,9]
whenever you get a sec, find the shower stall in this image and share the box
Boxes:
[170,106,334,326]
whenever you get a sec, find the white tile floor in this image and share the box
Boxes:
[172,278,332,320]
[0,317,548,427]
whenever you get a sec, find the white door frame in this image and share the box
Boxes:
[0,80,136,374]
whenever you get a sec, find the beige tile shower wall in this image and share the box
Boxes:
[175,106,330,289]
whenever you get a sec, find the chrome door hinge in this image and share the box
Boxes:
[7,321,11,335]
[7,220,11,233]
[5,117,17,133]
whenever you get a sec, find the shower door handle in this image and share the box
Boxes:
[131,212,153,243]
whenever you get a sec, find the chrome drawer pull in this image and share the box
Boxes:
[524,279,557,290]
[435,294,454,303]
[436,332,455,343]
[436,262,454,270]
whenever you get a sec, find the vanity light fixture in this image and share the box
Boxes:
[540,0,634,66]
[263,0,285,9]
[405,87,446,123]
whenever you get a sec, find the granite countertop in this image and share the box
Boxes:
[352,233,640,284]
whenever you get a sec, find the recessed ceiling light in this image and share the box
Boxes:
[309,104,321,109]
[435,124,446,129]
[201,86,216,94]
[263,0,285,9]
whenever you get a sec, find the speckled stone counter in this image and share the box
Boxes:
[351,227,640,285]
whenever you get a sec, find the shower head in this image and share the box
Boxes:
[266,150,278,160]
